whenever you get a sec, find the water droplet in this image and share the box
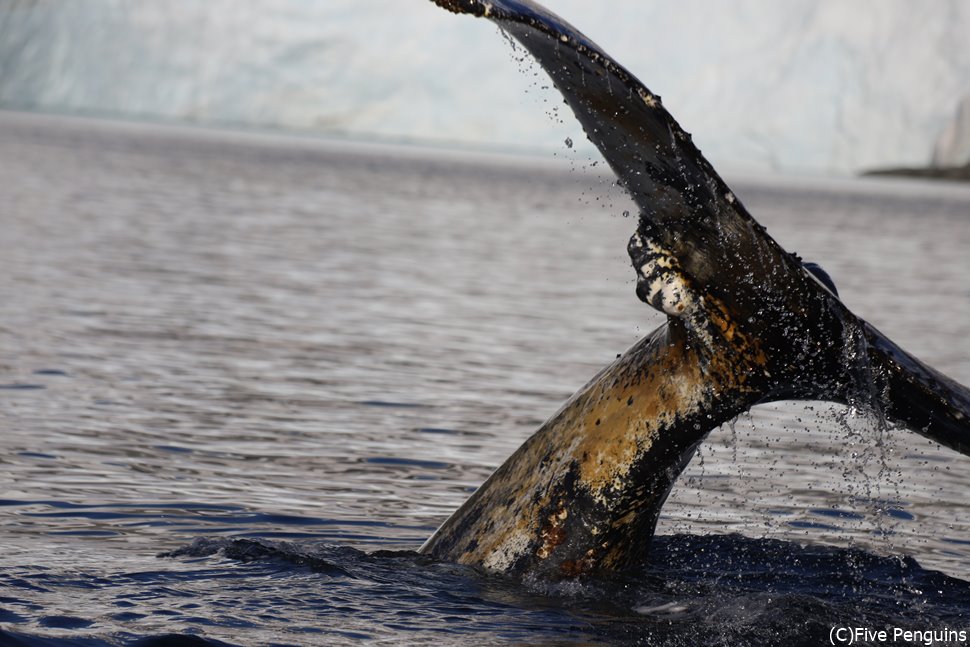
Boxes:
[564,137,573,148]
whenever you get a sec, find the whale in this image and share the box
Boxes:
[420,0,970,579]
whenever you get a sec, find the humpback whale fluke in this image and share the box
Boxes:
[421,0,970,578]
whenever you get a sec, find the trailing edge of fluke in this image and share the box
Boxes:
[421,0,970,579]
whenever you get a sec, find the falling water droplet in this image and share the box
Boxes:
[564,137,573,148]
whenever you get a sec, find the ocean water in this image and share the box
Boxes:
[1,111,969,645]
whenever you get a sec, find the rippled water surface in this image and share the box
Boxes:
[1,112,969,645]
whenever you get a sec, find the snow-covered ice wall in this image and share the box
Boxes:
[1,0,969,175]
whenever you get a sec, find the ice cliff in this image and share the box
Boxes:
[1,0,968,175]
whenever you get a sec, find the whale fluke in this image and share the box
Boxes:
[422,0,970,578]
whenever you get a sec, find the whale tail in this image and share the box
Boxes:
[423,0,970,577]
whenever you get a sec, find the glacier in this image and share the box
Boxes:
[1,0,969,175]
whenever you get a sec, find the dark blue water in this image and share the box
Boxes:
[1,112,969,645]
[4,535,970,646]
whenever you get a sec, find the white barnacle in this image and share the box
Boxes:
[657,275,695,318]
[482,529,531,572]
[638,88,659,109]
[725,191,736,204]
[560,34,569,43]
